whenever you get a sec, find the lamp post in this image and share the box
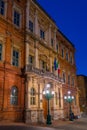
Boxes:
[43,83,54,125]
[64,91,74,121]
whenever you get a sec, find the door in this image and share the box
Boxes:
[43,98,47,119]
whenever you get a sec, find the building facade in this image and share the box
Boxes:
[0,0,80,123]
[77,75,87,113]
[0,0,25,121]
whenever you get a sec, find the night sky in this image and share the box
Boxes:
[37,0,87,76]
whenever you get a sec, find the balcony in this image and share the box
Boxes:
[25,65,63,83]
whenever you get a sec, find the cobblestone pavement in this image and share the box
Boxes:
[0,117,87,130]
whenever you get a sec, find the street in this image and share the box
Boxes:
[0,117,87,130]
[0,125,56,130]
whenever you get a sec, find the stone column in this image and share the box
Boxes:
[26,0,30,30]
[35,10,38,36]
[34,41,39,68]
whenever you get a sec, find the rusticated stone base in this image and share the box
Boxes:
[51,109,64,120]
[25,109,44,123]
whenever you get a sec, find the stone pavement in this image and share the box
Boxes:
[0,117,86,128]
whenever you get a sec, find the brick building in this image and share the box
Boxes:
[0,0,80,123]
[77,75,87,113]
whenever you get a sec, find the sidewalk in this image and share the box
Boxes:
[0,118,81,127]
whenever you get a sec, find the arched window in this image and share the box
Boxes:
[30,87,36,105]
[10,86,18,105]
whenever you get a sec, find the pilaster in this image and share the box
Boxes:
[25,36,29,65]
[54,29,57,50]
[48,24,51,46]
[26,0,30,30]
[34,41,39,68]
[35,10,38,36]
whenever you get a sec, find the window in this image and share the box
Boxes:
[41,60,46,70]
[30,88,36,105]
[17,0,20,2]
[56,44,58,52]
[40,29,45,39]
[72,77,74,86]
[29,55,34,65]
[10,86,18,105]
[61,49,64,58]
[14,10,20,27]
[0,0,5,15]
[0,44,2,60]
[12,49,19,67]
[68,75,70,85]
[29,20,33,32]
[63,72,65,83]
[66,52,68,61]
[51,38,53,47]
[70,56,72,64]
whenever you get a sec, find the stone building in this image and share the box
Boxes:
[0,0,80,123]
[77,75,87,113]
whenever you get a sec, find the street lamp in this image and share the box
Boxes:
[43,83,54,125]
[64,91,74,121]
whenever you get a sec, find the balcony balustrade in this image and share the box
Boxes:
[25,65,63,83]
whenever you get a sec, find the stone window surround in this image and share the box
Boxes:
[0,39,5,62]
[10,86,18,105]
[11,44,21,68]
[30,87,36,105]
[0,0,7,18]
[12,3,22,28]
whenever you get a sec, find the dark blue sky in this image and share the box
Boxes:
[37,0,87,76]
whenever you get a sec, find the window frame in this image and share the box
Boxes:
[0,0,5,16]
[30,87,36,105]
[40,29,45,39]
[13,9,20,27]
[29,20,34,32]
[29,55,34,65]
[12,48,19,67]
[51,38,54,47]
[13,4,21,28]
[61,48,64,58]
[68,75,70,85]
[72,77,74,86]
[66,52,69,61]
[0,43,2,61]
[56,43,58,52]
[63,72,66,83]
